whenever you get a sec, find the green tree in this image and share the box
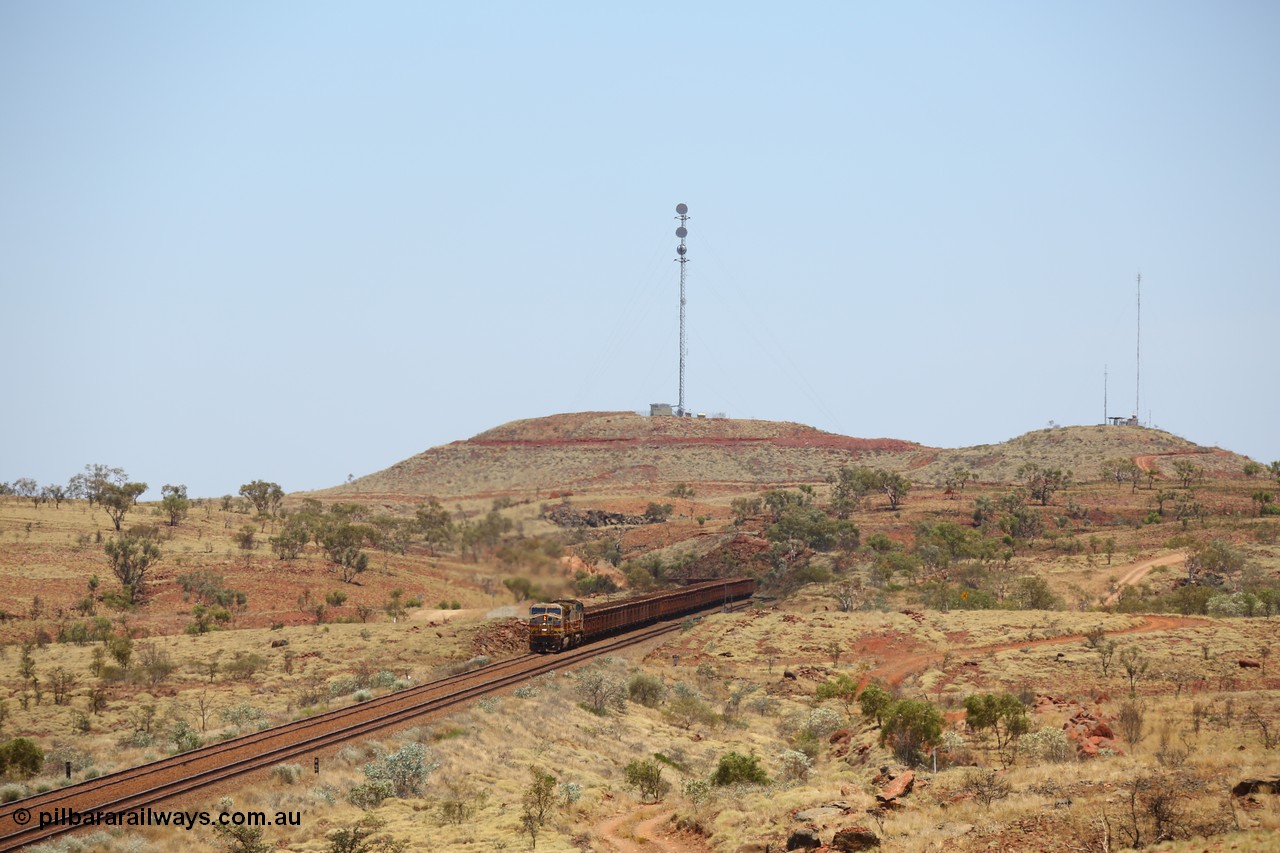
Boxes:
[521,766,557,827]
[711,751,769,786]
[322,523,371,583]
[1243,461,1263,478]
[0,737,45,779]
[858,683,893,728]
[828,467,877,516]
[239,480,284,517]
[762,488,812,520]
[1171,459,1204,489]
[963,693,1030,765]
[1104,457,1143,491]
[643,502,674,523]
[212,823,271,853]
[43,483,67,509]
[414,498,455,554]
[1018,463,1071,506]
[270,517,310,560]
[624,759,672,802]
[878,470,912,510]
[816,672,861,717]
[104,530,162,604]
[1011,575,1063,610]
[161,484,190,527]
[879,699,944,765]
[1119,645,1150,696]
[503,577,538,602]
[12,478,39,507]
[766,506,857,552]
[730,496,762,524]
[99,481,148,531]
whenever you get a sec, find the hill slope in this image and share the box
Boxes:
[309,412,1249,502]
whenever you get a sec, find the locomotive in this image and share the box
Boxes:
[527,577,755,653]
[528,599,585,652]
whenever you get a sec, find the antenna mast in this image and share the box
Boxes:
[1135,272,1141,424]
[675,203,690,416]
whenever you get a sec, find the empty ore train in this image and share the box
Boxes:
[527,577,755,653]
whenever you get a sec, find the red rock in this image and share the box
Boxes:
[1239,659,1262,669]
[876,770,915,803]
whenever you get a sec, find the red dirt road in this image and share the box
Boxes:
[1103,550,1187,605]
[596,804,709,853]
[869,613,1210,687]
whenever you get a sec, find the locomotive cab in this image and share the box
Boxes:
[528,599,585,653]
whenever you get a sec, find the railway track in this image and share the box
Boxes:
[0,606,737,851]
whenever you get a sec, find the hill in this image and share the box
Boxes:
[309,412,1249,502]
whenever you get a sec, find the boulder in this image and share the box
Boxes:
[1238,658,1262,669]
[876,770,915,804]
[1088,721,1114,740]
[831,827,881,851]
[1232,777,1280,797]
[786,828,822,850]
[795,806,841,823]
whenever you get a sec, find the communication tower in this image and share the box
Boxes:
[1135,272,1141,423]
[675,203,690,416]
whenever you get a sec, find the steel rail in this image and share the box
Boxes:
[0,606,734,851]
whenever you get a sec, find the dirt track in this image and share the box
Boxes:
[1103,549,1187,605]
[596,804,704,853]
[871,613,1210,687]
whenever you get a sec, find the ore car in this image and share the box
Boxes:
[528,577,755,653]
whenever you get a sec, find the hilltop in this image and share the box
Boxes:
[310,412,1248,502]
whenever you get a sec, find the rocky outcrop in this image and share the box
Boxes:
[831,827,881,851]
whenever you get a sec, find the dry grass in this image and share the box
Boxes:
[3,425,1280,852]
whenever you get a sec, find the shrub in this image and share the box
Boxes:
[219,703,267,731]
[271,763,303,785]
[880,699,944,765]
[1021,727,1075,763]
[347,780,394,809]
[0,738,44,779]
[363,743,437,798]
[1117,702,1146,745]
[663,693,718,730]
[223,652,267,681]
[1,785,23,803]
[559,781,582,806]
[574,667,626,715]
[711,751,769,786]
[961,767,1013,808]
[169,720,202,753]
[624,760,671,802]
[803,707,844,739]
[627,673,666,708]
[776,748,812,782]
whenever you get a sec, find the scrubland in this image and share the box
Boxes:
[1,437,1279,852]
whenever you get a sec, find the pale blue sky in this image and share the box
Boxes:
[3,2,1277,499]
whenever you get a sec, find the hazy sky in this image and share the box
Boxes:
[3,2,1277,500]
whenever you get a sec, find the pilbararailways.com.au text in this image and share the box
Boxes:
[30,807,302,830]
